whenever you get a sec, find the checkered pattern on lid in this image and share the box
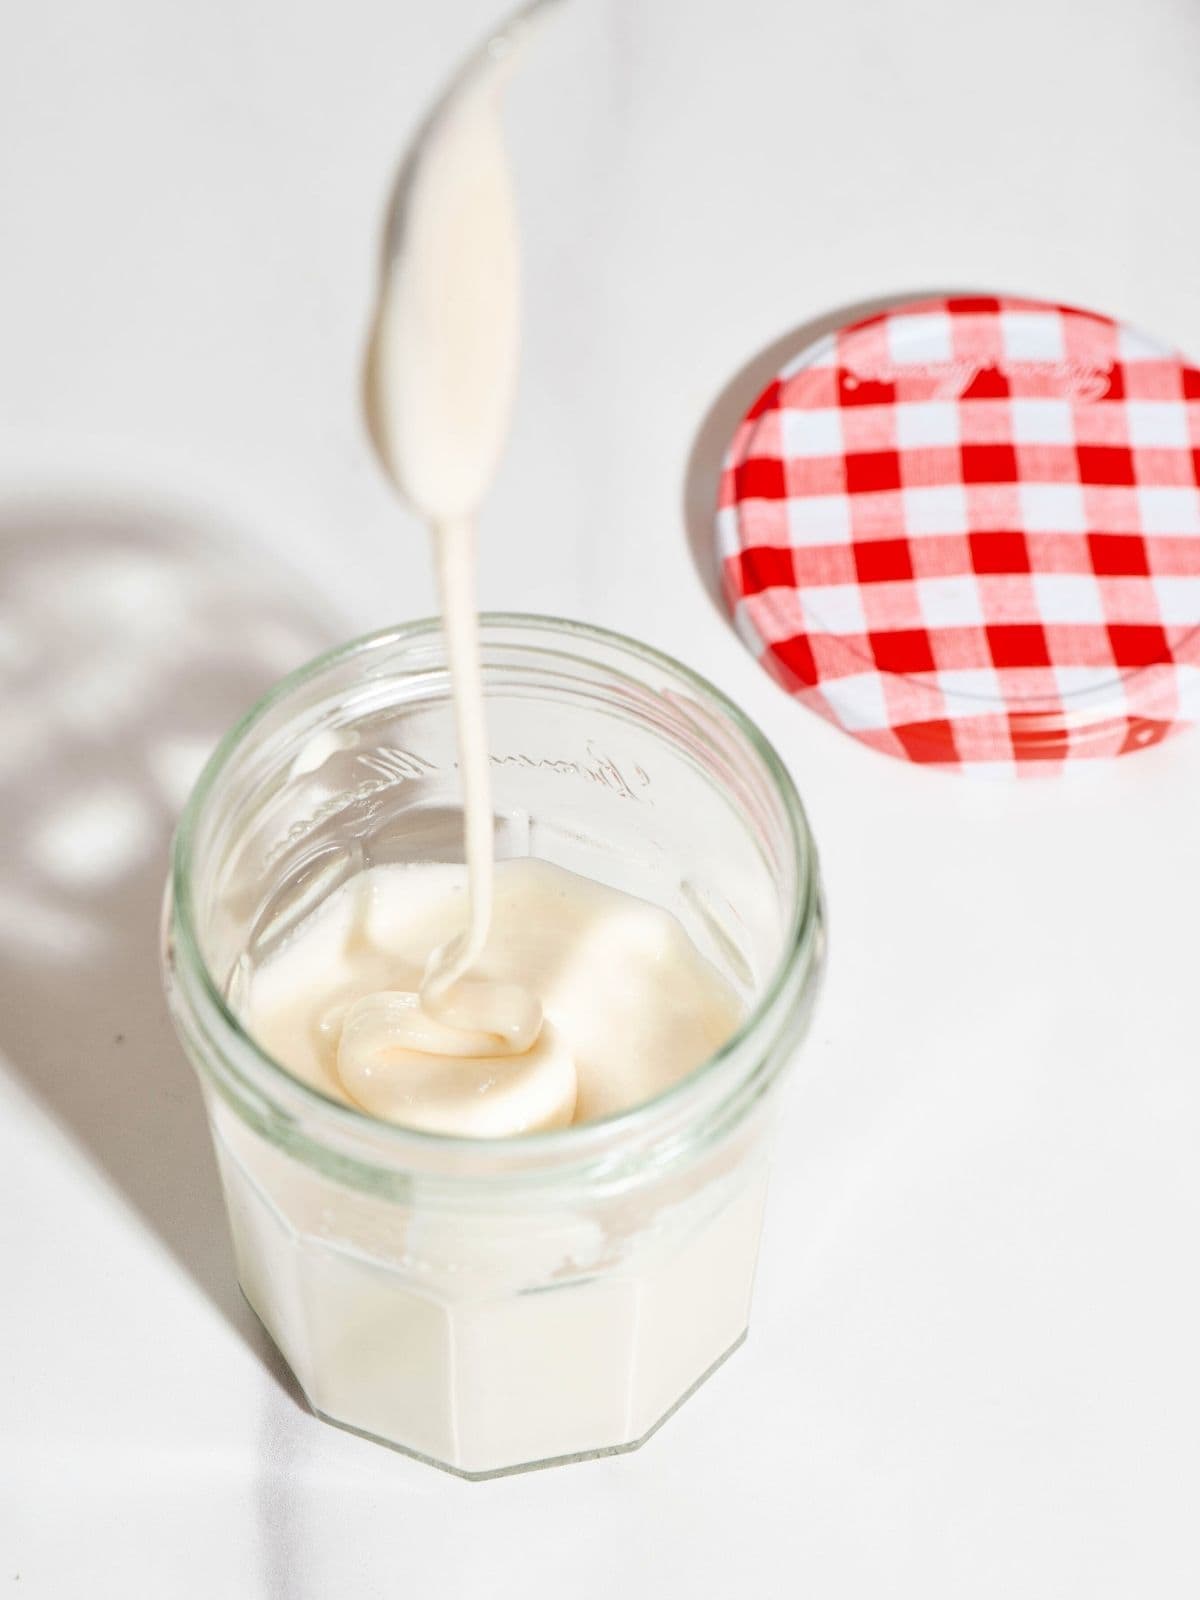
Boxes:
[717,295,1200,773]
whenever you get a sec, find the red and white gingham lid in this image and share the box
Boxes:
[717,295,1200,773]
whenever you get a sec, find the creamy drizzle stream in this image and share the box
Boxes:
[355,7,561,1121]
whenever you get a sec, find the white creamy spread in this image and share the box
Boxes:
[253,4,741,1137]
[248,859,743,1135]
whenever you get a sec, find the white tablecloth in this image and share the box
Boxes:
[3,1,1199,1593]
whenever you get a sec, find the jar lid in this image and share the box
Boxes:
[716,295,1200,772]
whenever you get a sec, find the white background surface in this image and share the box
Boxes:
[2,0,1199,1594]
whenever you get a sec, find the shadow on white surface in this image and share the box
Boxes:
[0,493,338,1390]
[681,288,971,620]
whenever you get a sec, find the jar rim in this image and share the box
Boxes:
[167,612,822,1172]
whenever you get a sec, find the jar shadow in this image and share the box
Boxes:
[680,287,974,621]
[0,492,340,1394]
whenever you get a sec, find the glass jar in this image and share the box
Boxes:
[162,615,824,1478]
